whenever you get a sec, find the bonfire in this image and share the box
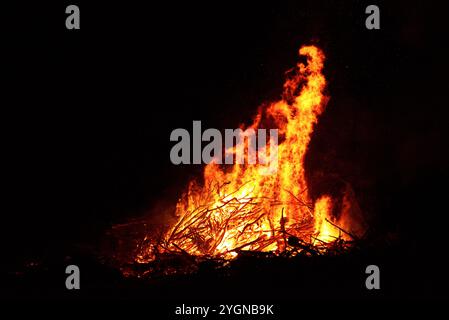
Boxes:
[110,45,366,276]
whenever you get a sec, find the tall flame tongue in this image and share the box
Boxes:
[142,45,356,261]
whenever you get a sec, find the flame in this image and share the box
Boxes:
[138,45,361,262]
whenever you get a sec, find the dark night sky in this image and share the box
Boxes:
[2,0,449,300]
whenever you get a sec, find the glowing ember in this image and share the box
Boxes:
[137,45,364,263]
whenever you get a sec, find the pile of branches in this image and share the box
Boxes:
[124,181,357,277]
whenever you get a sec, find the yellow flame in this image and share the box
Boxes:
[148,45,357,260]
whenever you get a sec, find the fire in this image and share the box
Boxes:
[138,45,362,262]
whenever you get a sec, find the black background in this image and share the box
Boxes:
[2,0,449,308]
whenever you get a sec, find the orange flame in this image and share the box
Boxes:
[139,45,362,262]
